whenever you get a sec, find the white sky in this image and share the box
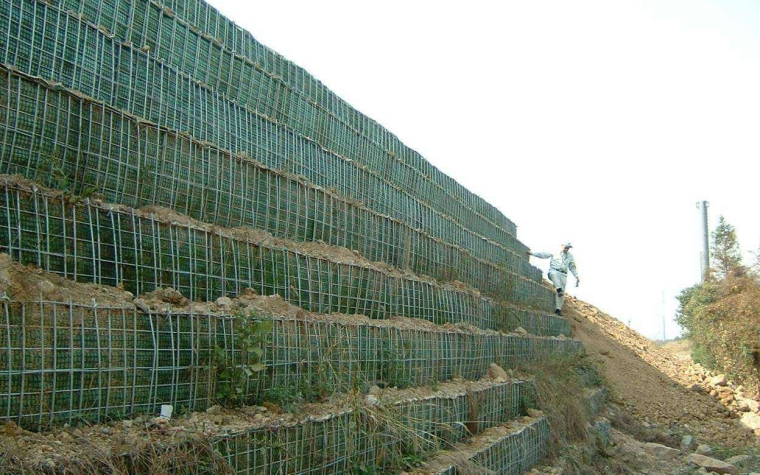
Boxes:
[205,0,760,340]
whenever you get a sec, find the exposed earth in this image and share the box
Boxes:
[531,296,760,474]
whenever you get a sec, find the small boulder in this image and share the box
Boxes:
[711,374,728,387]
[686,454,735,474]
[487,363,508,381]
[681,435,695,451]
[696,444,713,455]
[527,408,544,418]
[741,411,760,431]
[643,442,679,460]
[514,326,528,336]
[216,296,233,307]
[36,280,56,297]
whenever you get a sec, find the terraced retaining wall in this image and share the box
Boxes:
[0,63,550,308]
[0,178,566,332]
[0,0,525,262]
[0,299,580,430]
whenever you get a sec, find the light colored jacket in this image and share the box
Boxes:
[532,251,578,278]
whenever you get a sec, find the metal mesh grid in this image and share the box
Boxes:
[0,299,581,429]
[0,62,553,309]
[0,0,527,260]
[0,56,539,292]
[214,385,535,475]
[0,181,569,335]
[51,0,519,242]
[467,419,550,475]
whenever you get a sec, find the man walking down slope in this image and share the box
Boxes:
[528,243,580,317]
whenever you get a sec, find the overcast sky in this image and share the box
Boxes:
[205,0,760,339]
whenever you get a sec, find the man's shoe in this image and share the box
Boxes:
[556,288,564,297]
[554,309,562,316]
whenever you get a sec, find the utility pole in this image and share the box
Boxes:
[696,201,709,282]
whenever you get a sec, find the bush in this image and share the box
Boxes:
[676,275,760,394]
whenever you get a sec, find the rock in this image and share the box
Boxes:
[134,298,151,313]
[725,454,751,465]
[206,405,222,415]
[711,374,728,387]
[149,417,169,429]
[159,287,186,305]
[487,363,508,381]
[37,280,56,297]
[122,420,133,428]
[696,444,713,455]
[736,401,750,412]
[365,394,379,406]
[216,296,233,307]
[740,412,760,431]
[643,442,679,460]
[527,408,544,418]
[686,454,736,474]
[514,326,528,336]
[681,435,695,451]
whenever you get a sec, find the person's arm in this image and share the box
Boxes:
[530,251,552,259]
[568,255,580,283]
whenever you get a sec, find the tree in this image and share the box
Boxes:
[710,216,743,279]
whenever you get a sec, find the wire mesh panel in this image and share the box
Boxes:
[467,419,551,475]
[0,0,529,263]
[0,180,566,332]
[0,299,581,430]
[0,300,218,429]
[214,385,537,475]
[0,61,543,295]
[50,0,519,241]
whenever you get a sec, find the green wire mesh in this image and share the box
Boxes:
[51,0,520,242]
[0,179,568,331]
[0,299,580,430]
[0,64,554,309]
[0,0,527,263]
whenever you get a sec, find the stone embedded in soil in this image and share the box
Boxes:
[487,363,508,381]
[696,444,713,455]
[643,442,680,460]
[711,375,728,387]
[686,454,736,474]
[215,296,233,307]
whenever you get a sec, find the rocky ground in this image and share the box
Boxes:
[531,296,760,474]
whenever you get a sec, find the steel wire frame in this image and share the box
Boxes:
[51,0,518,240]
[0,299,581,429]
[405,417,551,475]
[0,58,537,295]
[0,0,526,260]
[0,181,569,336]
[0,63,554,309]
[213,390,537,475]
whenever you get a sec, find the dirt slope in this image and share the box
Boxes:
[567,296,757,447]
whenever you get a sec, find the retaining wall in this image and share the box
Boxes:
[0,0,527,263]
[0,178,565,329]
[0,299,580,430]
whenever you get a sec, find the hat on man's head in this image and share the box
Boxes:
[563,242,573,249]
